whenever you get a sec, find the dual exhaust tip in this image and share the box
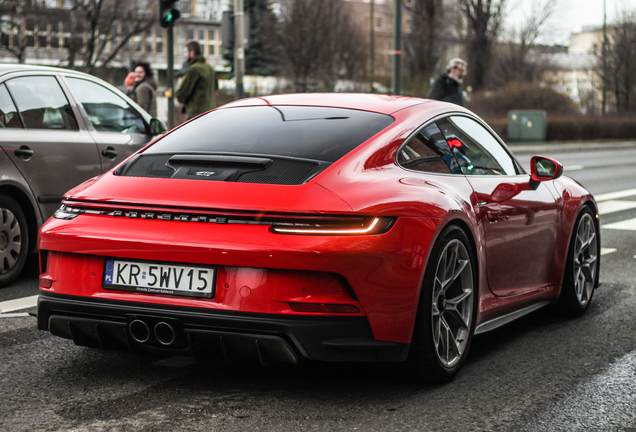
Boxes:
[129,319,177,346]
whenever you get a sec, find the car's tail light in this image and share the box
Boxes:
[270,217,394,235]
[289,302,361,313]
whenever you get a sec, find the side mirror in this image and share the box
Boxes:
[531,155,563,182]
[149,118,168,136]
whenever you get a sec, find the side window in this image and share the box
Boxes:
[437,116,517,176]
[0,84,23,128]
[5,76,78,130]
[397,123,458,174]
[65,77,146,134]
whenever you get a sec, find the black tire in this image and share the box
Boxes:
[406,225,477,383]
[557,207,599,316]
[0,195,29,287]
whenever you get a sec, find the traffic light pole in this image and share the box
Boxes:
[167,25,175,129]
[233,0,245,100]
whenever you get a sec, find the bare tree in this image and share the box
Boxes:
[0,0,47,63]
[64,0,155,73]
[489,0,558,88]
[273,0,367,92]
[596,10,636,112]
[403,0,449,90]
[458,0,506,91]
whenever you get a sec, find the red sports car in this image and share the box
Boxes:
[37,94,600,382]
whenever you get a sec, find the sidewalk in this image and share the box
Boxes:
[507,140,636,155]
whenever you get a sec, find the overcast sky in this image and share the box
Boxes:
[506,0,636,45]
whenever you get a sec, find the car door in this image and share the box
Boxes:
[1,75,102,220]
[437,115,559,296]
[63,76,153,173]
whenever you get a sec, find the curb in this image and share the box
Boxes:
[507,141,636,155]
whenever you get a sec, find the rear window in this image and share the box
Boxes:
[145,106,394,163]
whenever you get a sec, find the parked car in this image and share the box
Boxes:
[0,64,166,285]
[37,93,600,382]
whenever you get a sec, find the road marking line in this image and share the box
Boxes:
[0,295,38,314]
[601,248,617,255]
[0,312,30,318]
[598,200,636,215]
[602,218,636,231]
[566,165,584,171]
[595,188,636,202]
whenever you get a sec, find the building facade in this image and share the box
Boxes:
[0,0,231,85]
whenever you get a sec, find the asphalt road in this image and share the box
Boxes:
[1,143,636,431]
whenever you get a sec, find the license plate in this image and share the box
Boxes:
[103,259,215,298]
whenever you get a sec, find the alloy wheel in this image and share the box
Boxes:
[431,239,474,368]
[0,207,22,275]
[573,212,598,306]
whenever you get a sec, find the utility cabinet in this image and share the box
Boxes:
[507,110,546,142]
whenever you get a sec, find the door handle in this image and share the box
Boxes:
[102,147,118,159]
[14,146,34,159]
[487,210,505,222]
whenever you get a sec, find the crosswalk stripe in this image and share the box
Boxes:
[601,248,617,255]
[598,200,636,215]
[0,295,38,314]
[602,218,636,231]
[595,188,636,202]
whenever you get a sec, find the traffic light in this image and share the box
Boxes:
[160,0,180,29]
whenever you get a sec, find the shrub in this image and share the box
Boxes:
[546,115,636,141]
[480,114,636,142]
[468,81,576,117]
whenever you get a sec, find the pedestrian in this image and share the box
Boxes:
[128,62,157,117]
[427,58,467,106]
[176,40,217,119]
[128,61,158,117]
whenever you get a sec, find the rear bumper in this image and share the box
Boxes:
[37,292,409,364]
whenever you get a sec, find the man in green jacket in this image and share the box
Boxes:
[176,40,217,119]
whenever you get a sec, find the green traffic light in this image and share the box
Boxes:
[166,11,173,22]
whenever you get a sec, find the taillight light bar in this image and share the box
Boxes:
[270,217,395,236]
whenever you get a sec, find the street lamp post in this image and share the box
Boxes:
[602,0,607,114]
[392,0,401,95]
[234,0,245,100]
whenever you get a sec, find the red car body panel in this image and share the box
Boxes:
[36,93,599,364]
[40,214,441,343]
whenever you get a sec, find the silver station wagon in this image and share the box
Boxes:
[0,64,166,286]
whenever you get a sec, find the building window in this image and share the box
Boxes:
[181,0,192,16]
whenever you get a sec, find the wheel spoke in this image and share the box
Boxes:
[446,290,473,329]
[441,243,458,289]
[444,259,468,292]
[441,316,461,358]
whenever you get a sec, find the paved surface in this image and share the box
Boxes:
[507,140,636,155]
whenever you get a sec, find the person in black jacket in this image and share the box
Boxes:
[427,58,467,106]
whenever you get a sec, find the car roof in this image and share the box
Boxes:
[0,63,91,78]
[220,93,440,116]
